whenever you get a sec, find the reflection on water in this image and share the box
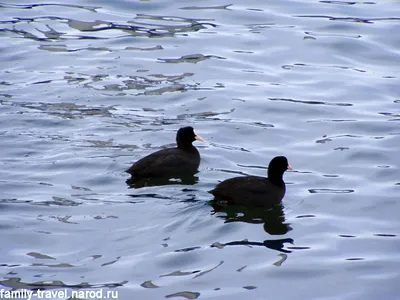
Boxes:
[210,202,292,235]
[0,6,217,97]
[165,291,200,299]
[0,2,98,11]
[296,14,400,24]
[308,188,354,194]
[209,202,294,254]
[0,13,216,48]
[0,277,127,291]
[212,238,295,254]
[0,11,216,41]
[268,97,353,107]
[126,175,199,189]
[140,280,159,289]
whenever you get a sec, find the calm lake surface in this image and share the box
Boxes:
[1,0,399,299]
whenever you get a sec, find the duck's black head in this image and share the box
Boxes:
[268,156,292,184]
[176,126,204,149]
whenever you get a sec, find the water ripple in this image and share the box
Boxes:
[269,97,353,107]
[296,15,400,24]
[308,188,355,194]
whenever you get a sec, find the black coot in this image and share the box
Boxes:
[126,126,204,181]
[209,156,292,207]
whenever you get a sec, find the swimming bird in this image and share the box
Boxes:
[126,126,204,181]
[209,156,292,207]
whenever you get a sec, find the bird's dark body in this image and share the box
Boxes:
[209,156,291,207]
[126,146,200,179]
[125,126,203,183]
[210,175,285,207]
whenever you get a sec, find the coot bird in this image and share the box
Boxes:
[209,156,292,207]
[126,127,204,181]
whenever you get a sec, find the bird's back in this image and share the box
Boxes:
[126,147,200,179]
[210,175,285,206]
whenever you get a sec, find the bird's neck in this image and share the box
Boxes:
[268,172,284,186]
[177,142,195,151]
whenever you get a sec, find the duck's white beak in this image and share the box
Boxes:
[194,130,205,142]
[287,165,294,170]
[195,134,205,142]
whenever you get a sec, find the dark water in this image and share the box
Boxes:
[1,0,400,299]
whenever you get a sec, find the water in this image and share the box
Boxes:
[1,0,400,299]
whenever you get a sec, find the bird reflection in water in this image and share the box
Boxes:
[126,174,199,189]
[210,201,291,235]
[209,201,294,253]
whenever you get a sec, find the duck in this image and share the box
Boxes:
[209,156,292,207]
[126,126,204,181]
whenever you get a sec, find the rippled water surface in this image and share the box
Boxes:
[1,0,400,299]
